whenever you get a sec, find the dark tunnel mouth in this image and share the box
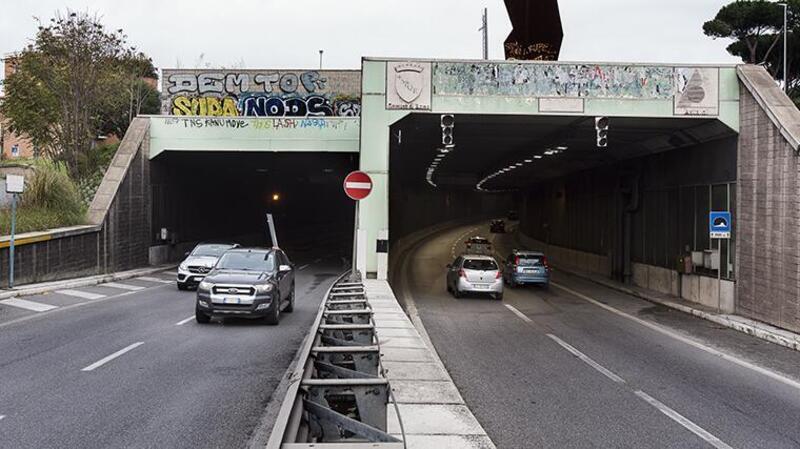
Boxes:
[150,151,358,260]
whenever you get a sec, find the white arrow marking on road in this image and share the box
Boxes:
[102,282,145,291]
[0,298,58,312]
[345,182,371,189]
[57,289,106,300]
[81,342,144,372]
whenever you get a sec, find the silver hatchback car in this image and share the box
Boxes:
[446,254,504,300]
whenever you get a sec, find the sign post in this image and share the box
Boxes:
[6,175,25,288]
[266,213,279,248]
[343,171,373,280]
[709,211,731,313]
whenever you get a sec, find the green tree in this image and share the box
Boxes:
[0,11,156,177]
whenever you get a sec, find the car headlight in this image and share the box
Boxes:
[179,263,189,271]
[255,283,274,293]
[198,281,213,291]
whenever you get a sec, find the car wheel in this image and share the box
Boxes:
[265,297,280,325]
[284,284,295,313]
[195,308,211,324]
[453,287,461,299]
[177,282,188,291]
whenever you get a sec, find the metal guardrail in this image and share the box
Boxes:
[266,273,404,449]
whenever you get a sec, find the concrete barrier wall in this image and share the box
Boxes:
[517,231,612,278]
[0,118,152,286]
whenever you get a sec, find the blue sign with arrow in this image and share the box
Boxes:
[709,211,731,239]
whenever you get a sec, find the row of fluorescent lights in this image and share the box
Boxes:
[426,145,454,188]
[476,146,568,192]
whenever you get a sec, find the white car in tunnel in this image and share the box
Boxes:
[177,242,239,290]
[446,255,503,300]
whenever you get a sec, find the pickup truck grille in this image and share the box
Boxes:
[213,285,256,296]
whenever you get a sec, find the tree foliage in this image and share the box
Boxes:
[0,11,156,177]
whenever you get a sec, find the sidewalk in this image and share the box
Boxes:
[0,265,176,301]
[363,279,496,449]
[564,269,800,352]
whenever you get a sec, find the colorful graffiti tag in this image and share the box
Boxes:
[162,70,362,117]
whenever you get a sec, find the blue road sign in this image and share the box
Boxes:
[709,211,731,239]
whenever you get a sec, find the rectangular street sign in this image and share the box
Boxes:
[709,211,731,239]
[6,174,24,193]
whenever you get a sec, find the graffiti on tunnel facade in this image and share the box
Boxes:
[162,69,362,117]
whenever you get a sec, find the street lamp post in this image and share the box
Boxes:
[319,50,323,70]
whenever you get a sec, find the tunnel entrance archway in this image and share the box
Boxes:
[150,151,357,262]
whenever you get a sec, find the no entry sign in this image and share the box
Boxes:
[343,171,373,201]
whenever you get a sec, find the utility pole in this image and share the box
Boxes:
[319,50,324,70]
[479,8,489,60]
[782,2,788,93]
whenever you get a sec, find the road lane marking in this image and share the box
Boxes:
[298,264,310,271]
[175,316,194,326]
[102,282,145,291]
[552,281,800,392]
[81,342,144,372]
[547,334,626,384]
[138,276,172,284]
[504,304,533,323]
[634,390,734,449]
[57,289,106,300]
[0,298,58,312]
[164,271,178,275]
[0,415,6,421]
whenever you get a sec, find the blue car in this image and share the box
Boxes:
[503,250,550,288]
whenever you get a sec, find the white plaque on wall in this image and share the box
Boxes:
[386,61,432,111]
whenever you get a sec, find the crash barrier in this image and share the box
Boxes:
[266,273,405,449]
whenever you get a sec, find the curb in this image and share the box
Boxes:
[559,268,800,353]
[0,265,177,301]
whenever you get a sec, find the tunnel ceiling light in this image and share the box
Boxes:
[515,163,524,166]
[534,155,543,159]
[557,146,568,151]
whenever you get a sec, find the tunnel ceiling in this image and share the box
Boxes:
[391,113,737,191]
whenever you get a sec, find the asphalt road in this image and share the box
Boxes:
[393,222,800,449]
[0,256,346,449]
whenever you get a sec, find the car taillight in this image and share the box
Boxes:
[459,269,466,278]
[495,270,502,279]
[514,256,520,266]
[542,256,550,269]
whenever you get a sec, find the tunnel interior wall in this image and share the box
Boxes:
[519,136,737,294]
[737,84,800,333]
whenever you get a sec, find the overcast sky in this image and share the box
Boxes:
[1,0,739,80]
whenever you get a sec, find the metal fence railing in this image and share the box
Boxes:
[266,273,404,449]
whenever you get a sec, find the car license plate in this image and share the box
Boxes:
[224,297,241,305]
[474,284,489,290]
[523,268,534,273]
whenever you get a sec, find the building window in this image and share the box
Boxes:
[10,144,19,158]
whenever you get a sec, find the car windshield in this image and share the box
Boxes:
[517,255,543,266]
[463,259,498,271]
[192,244,234,257]
[216,251,275,271]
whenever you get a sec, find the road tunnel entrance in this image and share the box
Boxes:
[388,112,737,287]
[150,151,357,262]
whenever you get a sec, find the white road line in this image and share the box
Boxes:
[552,282,800,392]
[298,264,310,271]
[102,282,145,291]
[0,415,5,421]
[138,276,172,284]
[634,390,734,449]
[81,342,144,372]
[175,316,194,326]
[0,298,58,312]
[547,334,627,384]
[164,271,178,275]
[504,304,533,323]
[57,289,106,300]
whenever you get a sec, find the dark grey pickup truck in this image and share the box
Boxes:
[195,247,295,325]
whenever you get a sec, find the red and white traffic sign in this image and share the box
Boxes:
[343,171,373,201]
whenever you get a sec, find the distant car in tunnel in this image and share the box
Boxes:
[446,255,503,300]
[490,219,505,233]
[503,250,550,288]
[177,242,239,290]
[465,236,492,255]
[195,247,295,325]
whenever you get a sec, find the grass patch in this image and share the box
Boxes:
[0,159,87,235]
